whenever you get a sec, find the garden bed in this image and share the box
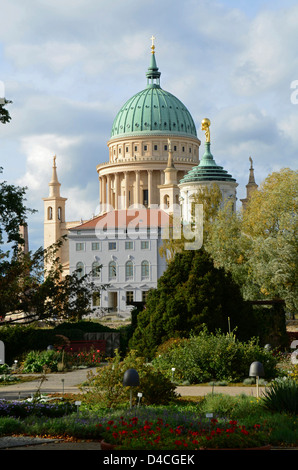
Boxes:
[0,393,297,449]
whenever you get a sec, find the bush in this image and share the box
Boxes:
[197,393,261,419]
[82,350,177,408]
[0,364,10,374]
[262,378,298,414]
[0,417,24,436]
[152,328,279,384]
[21,350,63,373]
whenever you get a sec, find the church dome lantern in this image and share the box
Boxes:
[110,39,197,140]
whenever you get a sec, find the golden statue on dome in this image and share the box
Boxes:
[201,118,211,143]
[150,35,156,54]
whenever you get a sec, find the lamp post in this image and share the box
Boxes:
[123,368,140,408]
[249,361,264,398]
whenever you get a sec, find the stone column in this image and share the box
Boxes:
[147,169,153,207]
[135,170,140,205]
[107,174,111,207]
[99,176,102,206]
[125,171,129,209]
[102,175,107,209]
[115,173,120,210]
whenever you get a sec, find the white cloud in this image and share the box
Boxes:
[7,42,88,73]
[16,134,83,191]
[232,6,298,96]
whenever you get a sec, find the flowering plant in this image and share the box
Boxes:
[66,348,103,368]
[97,416,270,450]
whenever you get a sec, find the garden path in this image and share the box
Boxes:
[0,367,266,400]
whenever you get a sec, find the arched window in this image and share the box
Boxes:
[48,206,53,220]
[76,262,84,279]
[109,261,116,280]
[141,260,150,280]
[58,206,62,221]
[92,261,100,278]
[163,194,170,208]
[125,260,133,280]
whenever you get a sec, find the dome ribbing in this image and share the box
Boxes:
[110,52,197,139]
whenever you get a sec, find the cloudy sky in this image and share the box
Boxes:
[1,0,298,252]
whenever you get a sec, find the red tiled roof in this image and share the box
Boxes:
[69,209,172,231]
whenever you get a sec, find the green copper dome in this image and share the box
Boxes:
[110,52,197,139]
[180,142,236,183]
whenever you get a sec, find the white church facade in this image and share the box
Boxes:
[43,40,257,318]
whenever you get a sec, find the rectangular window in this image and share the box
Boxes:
[154,145,158,151]
[125,241,134,250]
[143,189,148,207]
[92,242,100,251]
[126,291,134,304]
[76,243,85,251]
[144,145,147,151]
[108,242,117,250]
[142,291,149,302]
[164,144,168,151]
[134,145,138,151]
[141,241,149,249]
[92,292,101,307]
[182,146,185,152]
[174,145,177,151]
[126,146,129,152]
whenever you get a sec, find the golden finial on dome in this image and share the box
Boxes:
[201,118,211,143]
[150,35,156,54]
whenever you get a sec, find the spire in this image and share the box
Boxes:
[146,35,161,87]
[240,157,258,209]
[48,155,61,197]
[166,139,175,169]
[248,156,256,184]
[164,139,177,185]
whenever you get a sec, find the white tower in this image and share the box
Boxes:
[43,156,68,274]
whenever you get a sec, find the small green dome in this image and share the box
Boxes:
[110,52,197,139]
[180,142,236,184]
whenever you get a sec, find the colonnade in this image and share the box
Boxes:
[99,168,157,210]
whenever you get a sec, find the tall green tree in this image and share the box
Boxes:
[129,249,256,359]
[206,168,298,317]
